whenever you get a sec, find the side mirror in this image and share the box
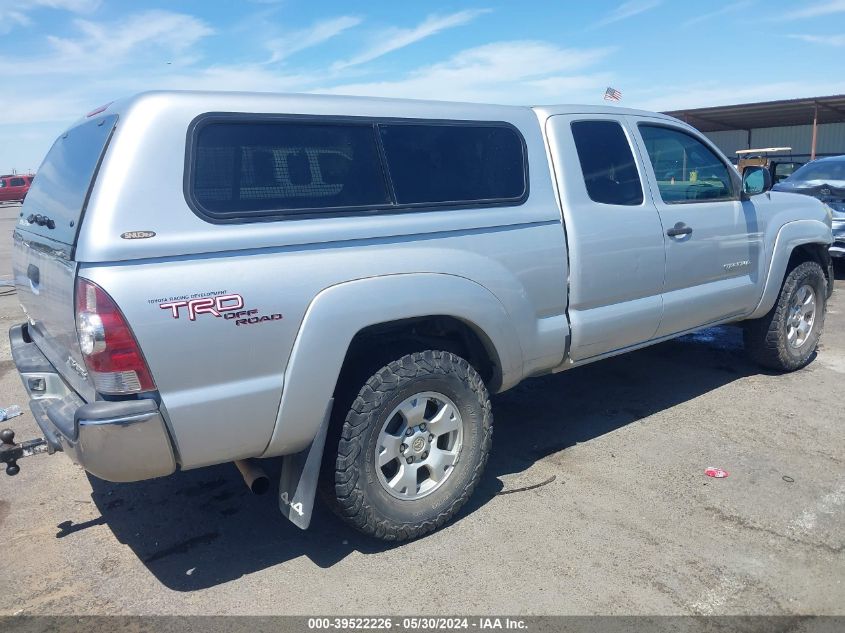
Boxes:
[742,166,772,197]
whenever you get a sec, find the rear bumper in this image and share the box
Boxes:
[9,323,176,482]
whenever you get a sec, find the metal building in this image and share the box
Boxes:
[664,94,845,162]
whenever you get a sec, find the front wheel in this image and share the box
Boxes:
[744,261,827,371]
[329,350,492,541]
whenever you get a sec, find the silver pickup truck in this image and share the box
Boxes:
[4,92,834,541]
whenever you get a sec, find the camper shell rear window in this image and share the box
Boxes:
[20,115,118,245]
[185,114,529,222]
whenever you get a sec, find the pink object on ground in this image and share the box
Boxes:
[705,467,729,478]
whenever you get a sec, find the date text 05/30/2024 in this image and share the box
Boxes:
[307,617,528,630]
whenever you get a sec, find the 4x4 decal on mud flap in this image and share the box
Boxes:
[150,292,282,326]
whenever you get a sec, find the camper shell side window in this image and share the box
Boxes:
[185,113,529,223]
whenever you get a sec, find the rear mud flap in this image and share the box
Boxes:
[278,399,333,530]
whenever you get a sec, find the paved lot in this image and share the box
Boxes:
[0,200,843,615]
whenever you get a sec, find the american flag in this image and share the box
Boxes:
[603,87,622,102]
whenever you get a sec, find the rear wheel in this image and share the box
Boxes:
[329,350,492,541]
[744,261,827,371]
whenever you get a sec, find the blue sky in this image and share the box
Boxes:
[1,0,844,172]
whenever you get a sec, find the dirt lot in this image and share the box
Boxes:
[0,200,843,616]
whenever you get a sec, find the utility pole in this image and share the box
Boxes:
[810,102,819,161]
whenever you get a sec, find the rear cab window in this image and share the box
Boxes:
[20,114,118,245]
[187,115,528,222]
[570,120,643,206]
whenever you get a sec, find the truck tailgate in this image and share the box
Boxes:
[11,114,118,402]
[13,233,93,401]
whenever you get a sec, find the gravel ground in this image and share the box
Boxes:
[0,201,843,616]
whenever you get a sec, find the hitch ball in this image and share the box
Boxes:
[1,428,49,476]
[1,429,21,476]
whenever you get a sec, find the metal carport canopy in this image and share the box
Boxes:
[663,94,845,132]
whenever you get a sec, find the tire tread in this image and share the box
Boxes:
[332,350,492,541]
[744,261,826,371]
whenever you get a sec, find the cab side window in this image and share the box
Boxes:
[571,120,643,206]
[639,125,735,204]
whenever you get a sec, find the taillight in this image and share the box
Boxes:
[75,278,156,394]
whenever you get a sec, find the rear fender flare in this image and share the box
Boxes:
[260,273,523,457]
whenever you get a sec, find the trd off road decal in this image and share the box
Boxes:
[158,293,243,320]
[148,291,282,326]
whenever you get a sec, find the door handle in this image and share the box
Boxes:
[666,223,693,237]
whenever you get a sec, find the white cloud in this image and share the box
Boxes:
[0,9,29,33]
[157,65,315,93]
[682,1,754,27]
[596,0,662,27]
[0,0,100,33]
[0,91,91,125]
[323,41,613,104]
[789,33,845,46]
[333,9,490,69]
[630,79,845,112]
[783,0,845,18]
[156,40,613,105]
[265,16,361,64]
[1,10,214,75]
[30,0,100,9]
[527,73,615,96]
[61,10,213,59]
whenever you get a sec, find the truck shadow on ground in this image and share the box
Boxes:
[79,324,763,590]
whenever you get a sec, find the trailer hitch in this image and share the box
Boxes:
[1,429,49,476]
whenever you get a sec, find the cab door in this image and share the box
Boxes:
[9,177,27,200]
[546,114,665,361]
[630,119,764,336]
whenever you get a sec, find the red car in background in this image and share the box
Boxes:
[0,174,34,202]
